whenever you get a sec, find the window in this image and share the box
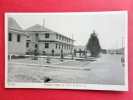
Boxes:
[64,45,66,49]
[35,44,38,48]
[67,45,68,49]
[36,33,38,37]
[45,33,49,38]
[35,33,40,41]
[45,43,49,48]
[59,35,61,40]
[62,45,63,49]
[26,43,29,48]
[56,34,58,39]
[62,37,64,41]
[56,44,57,49]
[8,33,12,41]
[59,44,60,49]
[17,34,21,42]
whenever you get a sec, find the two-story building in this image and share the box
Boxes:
[25,24,74,55]
[8,17,27,56]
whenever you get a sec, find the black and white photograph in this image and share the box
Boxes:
[5,11,128,91]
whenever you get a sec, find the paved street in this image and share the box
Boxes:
[52,54,125,85]
[8,54,125,85]
[85,54,125,85]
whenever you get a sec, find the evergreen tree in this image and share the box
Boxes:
[86,30,101,57]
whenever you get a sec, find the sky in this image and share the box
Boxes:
[8,12,126,49]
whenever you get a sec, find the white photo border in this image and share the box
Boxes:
[5,11,128,91]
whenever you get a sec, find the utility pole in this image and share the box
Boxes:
[122,37,123,48]
[43,19,45,27]
[71,34,73,59]
[116,41,118,54]
[113,45,115,54]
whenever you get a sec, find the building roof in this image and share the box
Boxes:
[25,24,55,33]
[8,17,23,32]
[25,24,75,41]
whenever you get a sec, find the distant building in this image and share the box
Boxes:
[25,24,74,55]
[8,17,27,55]
[116,48,125,54]
[108,48,124,55]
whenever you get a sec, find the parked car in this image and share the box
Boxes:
[102,49,107,54]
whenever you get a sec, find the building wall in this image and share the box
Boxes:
[25,33,55,53]
[54,34,74,45]
[39,34,55,40]
[38,42,72,55]
[26,32,55,41]
[8,30,26,55]
[26,32,74,55]
[26,33,74,44]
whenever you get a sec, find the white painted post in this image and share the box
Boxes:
[41,57,43,65]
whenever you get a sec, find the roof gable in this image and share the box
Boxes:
[8,17,23,31]
[25,24,55,32]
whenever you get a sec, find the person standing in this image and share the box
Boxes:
[74,49,76,57]
[52,49,54,56]
[60,49,64,61]
[79,49,82,58]
[61,49,63,58]
[121,54,125,67]
[82,50,85,57]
